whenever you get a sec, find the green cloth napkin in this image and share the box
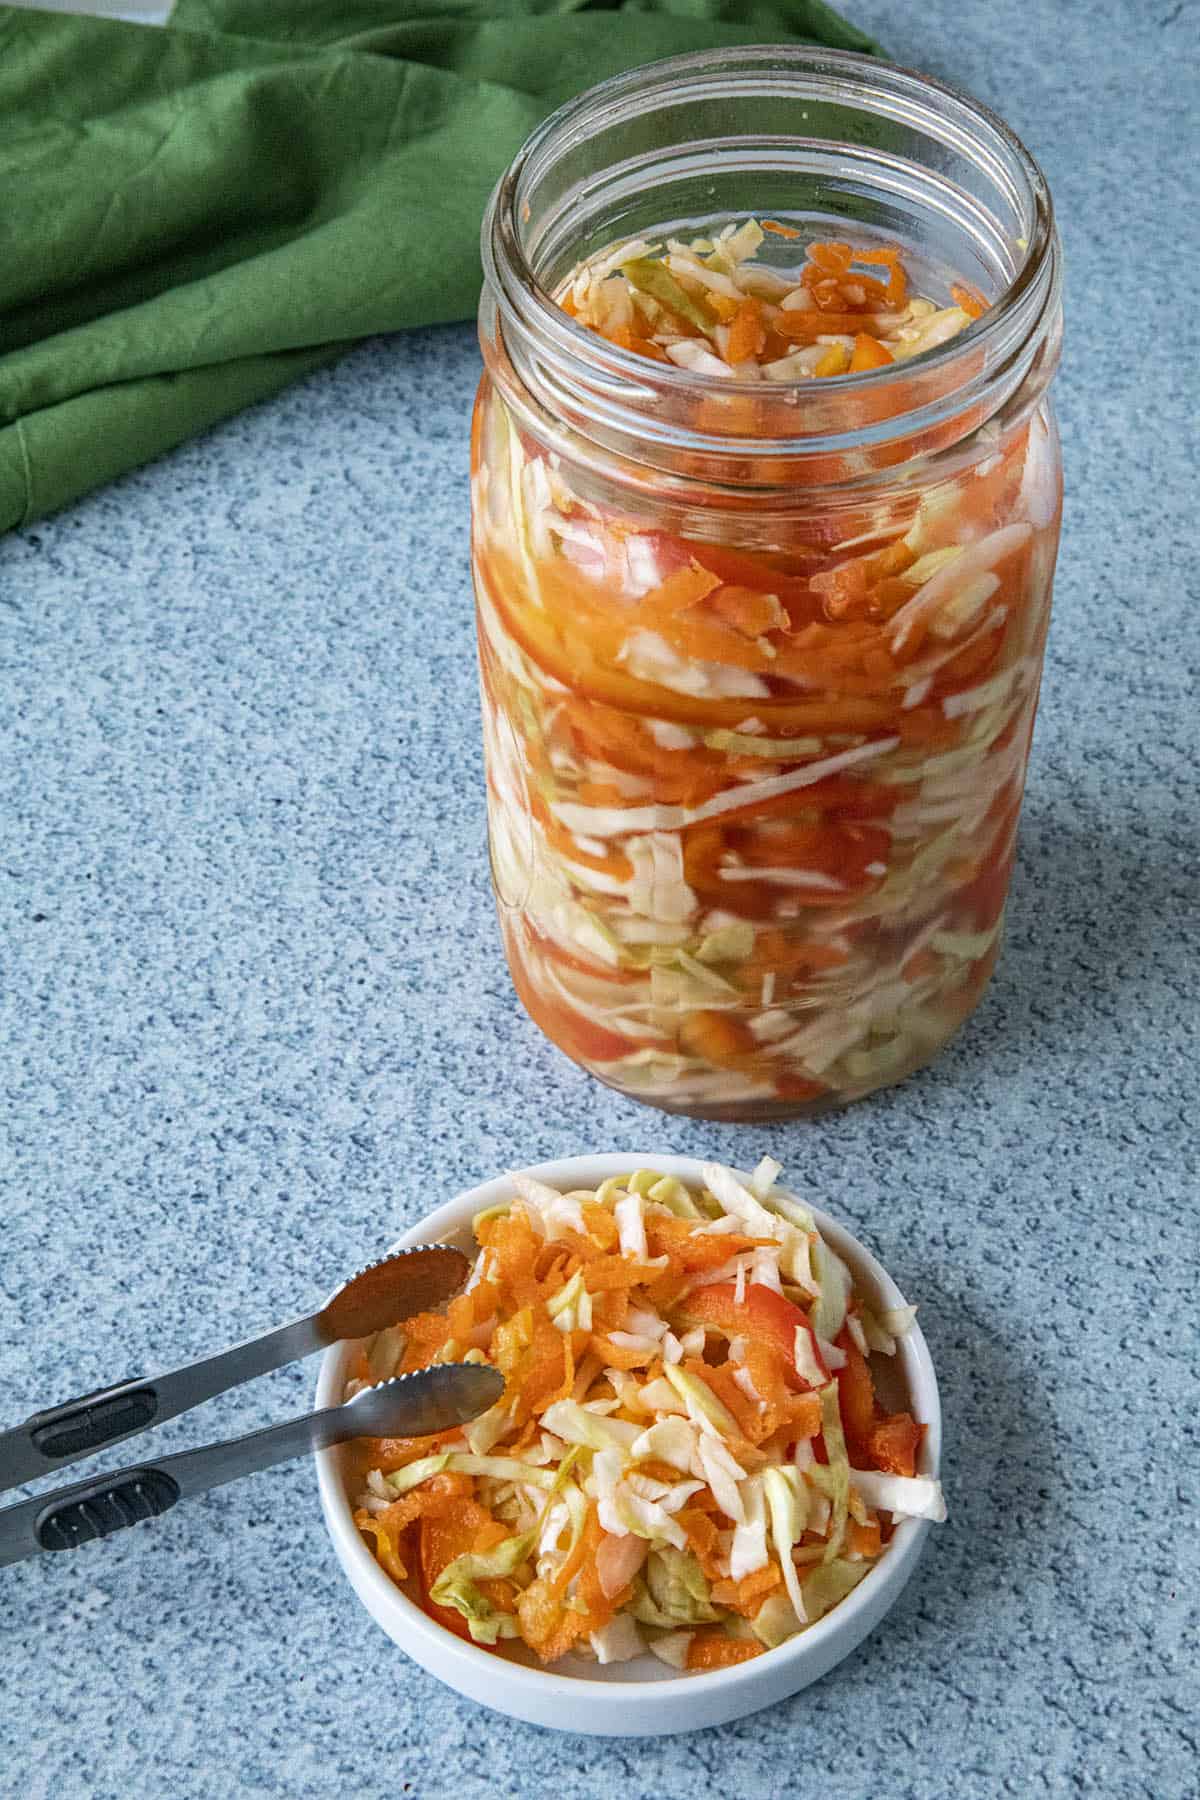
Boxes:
[0,0,880,531]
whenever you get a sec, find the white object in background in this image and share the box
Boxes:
[314,1152,944,1737]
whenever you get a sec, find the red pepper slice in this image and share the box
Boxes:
[680,1282,828,1390]
[835,1333,877,1458]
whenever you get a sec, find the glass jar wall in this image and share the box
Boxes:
[472,48,1063,1120]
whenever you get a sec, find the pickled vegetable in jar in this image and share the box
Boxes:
[473,48,1063,1120]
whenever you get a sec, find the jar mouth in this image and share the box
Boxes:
[482,46,1061,478]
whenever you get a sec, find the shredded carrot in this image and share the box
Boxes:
[867,1411,923,1478]
[725,297,766,366]
[710,1562,782,1614]
[834,1326,924,1475]
[583,1254,667,1291]
[807,240,854,275]
[686,1632,765,1670]
[581,1201,619,1250]
[511,1415,540,1452]
[852,245,908,307]
[847,1516,883,1559]
[677,1008,759,1069]
[850,332,894,372]
[774,308,888,342]
[676,1507,721,1578]
[371,1428,465,1474]
[706,290,741,323]
[548,1326,575,1404]
[951,281,988,319]
[603,323,670,362]
[473,1518,512,1554]
[705,584,784,639]
[588,1332,654,1371]
[488,1211,543,1303]
[375,1472,475,1540]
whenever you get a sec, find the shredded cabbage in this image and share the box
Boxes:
[647,1175,704,1219]
[384,1453,451,1496]
[800,1558,869,1625]
[850,1469,947,1522]
[589,1614,645,1664]
[631,1416,697,1473]
[510,1171,587,1240]
[694,922,756,964]
[696,1432,748,1523]
[540,1400,641,1454]
[615,1189,649,1260]
[763,1465,810,1625]
[445,1454,559,1489]
[632,1547,719,1627]
[647,1628,694,1668]
[810,1236,853,1344]
[730,1474,770,1579]
[793,1326,827,1389]
[547,1268,593,1334]
[751,1589,804,1649]
[664,1363,739,1438]
[811,1384,851,1562]
[637,1375,688,1415]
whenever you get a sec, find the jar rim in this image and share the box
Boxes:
[482,46,1061,472]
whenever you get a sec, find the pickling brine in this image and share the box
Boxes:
[473,51,1063,1119]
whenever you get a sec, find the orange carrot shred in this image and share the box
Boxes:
[867,1411,923,1477]
[849,332,894,372]
[951,281,988,319]
[725,297,766,366]
[686,1632,765,1671]
[847,1517,883,1559]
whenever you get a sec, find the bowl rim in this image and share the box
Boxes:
[315,1151,942,1699]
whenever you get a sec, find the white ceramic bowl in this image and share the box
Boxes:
[315,1153,942,1735]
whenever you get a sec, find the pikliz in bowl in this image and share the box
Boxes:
[315,1154,943,1735]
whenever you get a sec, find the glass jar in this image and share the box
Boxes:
[472,47,1063,1121]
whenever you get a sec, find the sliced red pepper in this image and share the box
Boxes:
[680,1282,828,1390]
[835,1330,876,1458]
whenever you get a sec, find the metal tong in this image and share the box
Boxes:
[0,1245,502,1567]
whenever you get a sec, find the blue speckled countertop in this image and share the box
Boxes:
[1,1,1197,1794]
